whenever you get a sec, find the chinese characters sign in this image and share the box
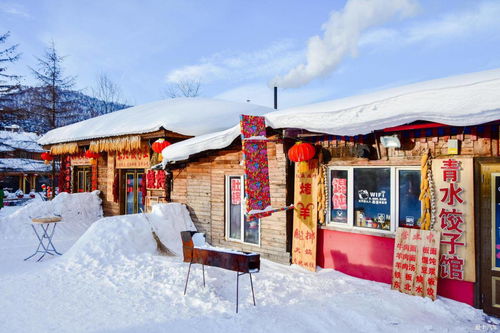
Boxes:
[332,177,347,210]
[392,228,441,300]
[433,157,475,282]
[231,178,241,205]
[116,148,150,169]
[292,160,318,272]
[70,155,91,166]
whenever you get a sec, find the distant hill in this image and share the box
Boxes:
[0,87,130,134]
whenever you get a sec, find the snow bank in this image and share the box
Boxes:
[39,98,273,145]
[149,203,197,256]
[162,68,500,163]
[0,191,103,240]
[62,203,197,265]
[62,214,157,265]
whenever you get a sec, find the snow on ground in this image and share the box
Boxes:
[0,202,497,333]
[0,191,103,241]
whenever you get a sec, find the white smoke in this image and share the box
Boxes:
[272,0,419,88]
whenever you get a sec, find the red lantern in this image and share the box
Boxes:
[85,150,100,164]
[152,138,171,162]
[41,152,54,165]
[288,142,316,173]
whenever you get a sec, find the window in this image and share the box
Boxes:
[328,166,421,232]
[225,175,260,245]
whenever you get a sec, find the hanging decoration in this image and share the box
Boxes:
[41,152,54,165]
[240,115,272,219]
[57,155,71,193]
[85,150,100,165]
[89,135,142,153]
[112,172,119,203]
[50,142,79,155]
[419,151,436,230]
[151,138,171,162]
[288,142,316,173]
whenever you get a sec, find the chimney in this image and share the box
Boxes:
[273,86,278,110]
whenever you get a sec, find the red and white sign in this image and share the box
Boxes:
[231,178,241,205]
[433,157,475,282]
[332,177,347,210]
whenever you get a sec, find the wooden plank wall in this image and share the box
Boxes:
[97,154,120,216]
[170,142,290,264]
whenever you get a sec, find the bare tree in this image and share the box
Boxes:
[30,41,76,129]
[88,73,126,117]
[165,79,201,98]
[0,31,25,126]
[0,31,21,101]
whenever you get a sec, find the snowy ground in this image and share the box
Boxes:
[0,203,498,333]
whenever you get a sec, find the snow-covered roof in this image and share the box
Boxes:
[0,130,45,153]
[162,68,500,163]
[38,98,273,145]
[0,158,52,173]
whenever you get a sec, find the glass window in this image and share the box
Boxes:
[226,175,259,245]
[330,169,348,223]
[354,168,391,230]
[244,216,259,245]
[398,170,421,228]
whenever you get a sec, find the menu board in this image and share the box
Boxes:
[392,228,441,300]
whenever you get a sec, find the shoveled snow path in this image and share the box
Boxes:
[0,240,494,333]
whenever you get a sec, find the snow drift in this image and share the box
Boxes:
[61,203,197,265]
[0,191,103,240]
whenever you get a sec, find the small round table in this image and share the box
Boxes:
[24,216,63,262]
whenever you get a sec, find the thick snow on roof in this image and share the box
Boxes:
[39,98,273,145]
[0,130,44,153]
[0,158,52,173]
[162,68,500,163]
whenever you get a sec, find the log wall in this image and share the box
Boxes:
[170,142,290,264]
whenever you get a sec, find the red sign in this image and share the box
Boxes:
[231,178,241,205]
[332,177,347,210]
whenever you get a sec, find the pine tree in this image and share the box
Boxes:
[30,41,76,129]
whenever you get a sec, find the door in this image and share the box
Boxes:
[124,170,144,214]
[75,166,91,192]
[479,162,500,316]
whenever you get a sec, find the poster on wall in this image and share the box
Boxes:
[292,159,318,272]
[432,157,475,282]
[392,228,441,300]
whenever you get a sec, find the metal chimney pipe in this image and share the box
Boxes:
[273,86,278,110]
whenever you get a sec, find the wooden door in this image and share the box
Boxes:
[123,170,144,214]
[479,162,500,316]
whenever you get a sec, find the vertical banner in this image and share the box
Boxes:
[392,228,441,300]
[106,153,115,201]
[292,160,318,272]
[240,115,272,220]
[432,157,475,282]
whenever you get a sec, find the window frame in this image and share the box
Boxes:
[327,165,421,234]
[224,175,261,246]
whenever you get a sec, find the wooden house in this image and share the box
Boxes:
[38,98,272,216]
[160,69,500,315]
[0,125,52,193]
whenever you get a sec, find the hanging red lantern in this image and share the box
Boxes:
[152,138,171,162]
[41,152,54,165]
[288,142,316,173]
[85,150,100,164]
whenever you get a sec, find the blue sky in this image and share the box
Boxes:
[1,0,500,108]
